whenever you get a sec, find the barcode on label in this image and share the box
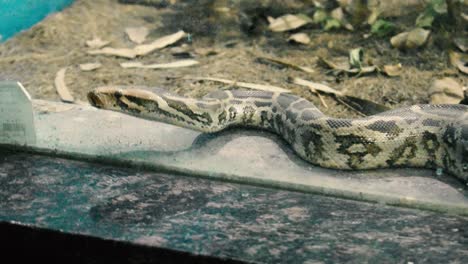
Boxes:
[2,122,25,132]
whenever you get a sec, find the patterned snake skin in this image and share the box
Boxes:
[88,86,468,182]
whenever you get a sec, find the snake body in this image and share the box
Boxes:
[88,87,468,182]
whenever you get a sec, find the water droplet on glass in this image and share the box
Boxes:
[436,168,443,176]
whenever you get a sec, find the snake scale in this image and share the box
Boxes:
[88,86,468,182]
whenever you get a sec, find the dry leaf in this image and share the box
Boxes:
[293,78,343,95]
[79,63,102,71]
[390,32,409,49]
[54,67,74,103]
[330,7,354,30]
[87,47,137,59]
[125,27,149,44]
[187,77,291,93]
[288,33,311,44]
[406,28,430,49]
[268,14,312,32]
[382,63,403,77]
[391,28,430,49]
[120,60,199,69]
[453,37,467,52]
[449,50,468,74]
[88,30,187,59]
[318,56,376,75]
[293,77,389,115]
[367,8,382,25]
[356,66,377,75]
[318,56,350,72]
[134,30,187,55]
[86,37,110,49]
[257,56,315,73]
[429,77,464,104]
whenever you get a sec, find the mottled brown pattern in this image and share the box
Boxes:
[88,87,468,182]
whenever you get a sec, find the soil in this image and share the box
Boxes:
[0,0,466,118]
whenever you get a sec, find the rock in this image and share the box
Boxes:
[429,77,464,104]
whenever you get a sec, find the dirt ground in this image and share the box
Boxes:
[0,0,466,118]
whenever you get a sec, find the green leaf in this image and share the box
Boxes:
[313,9,328,24]
[349,48,363,69]
[415,12,435,28]
[370,19,396,37]
[431,0,447,14]
[324,18,341,31]
[414,0,447,28]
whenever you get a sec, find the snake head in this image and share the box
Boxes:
[87,87,123,110]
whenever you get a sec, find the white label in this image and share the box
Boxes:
[0,82,36,145]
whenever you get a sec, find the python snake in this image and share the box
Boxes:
[88,86,468,182]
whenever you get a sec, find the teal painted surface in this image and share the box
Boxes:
[0,0,74,42]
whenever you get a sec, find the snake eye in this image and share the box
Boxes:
[114,90,123,98]
[87,92,102,108]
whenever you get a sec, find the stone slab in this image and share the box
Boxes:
[1,149,467,263]
[0,82,467,214]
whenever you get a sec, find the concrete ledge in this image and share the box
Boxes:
[12,99,465,215]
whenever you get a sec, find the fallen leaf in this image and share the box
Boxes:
[125,26,149,44]
[293,78,343,96]
[318,56,350,72]
[448,50,468,75]
[415,12,435,28]
[293,77,390,115]
[370,19,396,37]
[415,0,447,28]
[330,7,345,21]
[187,77,291,93]
[288,33,311,44]
[318,56,376,76]
[391,28,430,49]
[390,32,409,49]
[406,28,430,49]
[268,14,312,32]
[330,7,353,30]
[313,9,328,24]
[54,67,74,103]
[120,59,199,69]
[382,63,403,77]
[256,56,315,73]
[356,66,378,75]
[324,18,341,31]
[88,30,187,59]
[134,30,186,55]
[429,77,464,104]
[86,37,110,49]
[453,37,467,52]
[87,47,137,59]
[349,48,363,68]
[367,8,382,25]
[79,63,102,71]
